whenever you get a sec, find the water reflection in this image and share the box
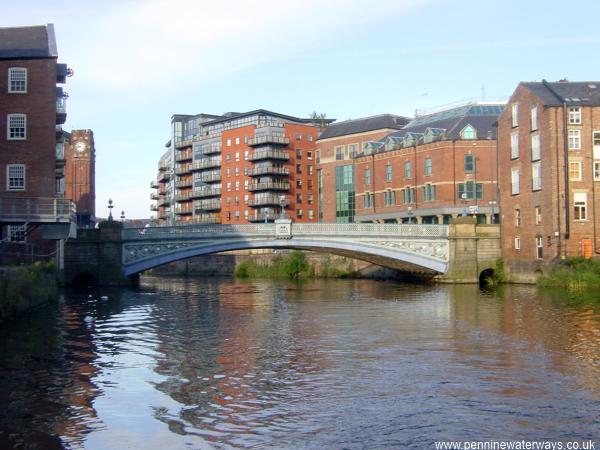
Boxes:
[0,278,599,449]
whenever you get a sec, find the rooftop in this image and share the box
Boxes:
[521,80,600,106]
[317,114,410,140]
[0,24,57,59]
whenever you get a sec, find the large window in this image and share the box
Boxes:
[532,162,542,190]
[530,106,538,131]
[464,154,475,173]
[386,164,393,182]
[348,144,358,159]
[511,168,520,195]
[568,107,582,125]
[574,192,587,221]
[424,158,432,176]
[402,187,415,204]
[569,161,582,181]
[7,114,26,140]
[335,165,355,223]
[384,190,396,206]
[7,164,25,190]
[511,103,519,127]
[335,146,344,161]
[423,184,436,202]
[531,133,540,161]
[536,236,543,259]
[363,192,374,208]
[364,167,371,185]
[511,132,519,159]
[568,130,581,150]
[404,161,411,179]
[458,181,483,200]
[8,68,27,93]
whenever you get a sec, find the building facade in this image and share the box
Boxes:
[151,110,331,225]
[498,80,600,280]
[0,24,74,260]
[316,114,409,223]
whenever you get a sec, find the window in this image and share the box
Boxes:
[235,167,240,177]
[569,161,582,181]
[295,133,302,141]
[296,148,302,159]
[226,168,231,177]
[404,161,411,179]
[296,164,302,174]
[510,132,519,159]
[7,114,26,140]
[244,209,249,219]
[235,152,240,161]
[461,125,477,139]
[335,146,344,160]
[424,158,432,176]
[402,187,415,204]
[363,193,374,208]
[296,192,303,203]
[308,209,314,219]
[348,144,358,158]
[530,106,538,131]
[7,224,26,243]
[296,180,302,188]
[226,153,231,162]
[226,138,232,147]
[511,103,519,127]
[235,137,240,145]
[308,165,313,176]
[514,208,521,227]
[244,150,249,160]
[364,167,371,185]
[235,181,240,191]
[458,181,483,200]
[307,134,313,142]
[235,196,240,205]
[536,236,543,259]
[307,194,314,205]
[384,190,395,206]
[568,130,581,150]
[514,236,521,250]
[423,184,436,202]
[7,164,25,190]
[531,133,540,161]
[511,168,520,195]
[535,206,542,225]
[386,165,393,182]
[594,161,600,181]
[569,107,582,125]
[464,154,475,173]
[8,68,27,93]
[307,151,313,160]
[307,179,313,189]
[226,182,231,192]
[532,162,542,190]
[574,192,587,220]
[296,208,303,217]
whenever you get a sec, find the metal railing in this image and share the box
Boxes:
[192,187,221,198]
[248,195,289,206]
[192,158,221,171]
[247,166,290,177]
[194,199,221,210]
[247,150,290,161]
[0,197,76,223]
[175,149,193,162]
[248,181,290,192]
[248,134,289,147]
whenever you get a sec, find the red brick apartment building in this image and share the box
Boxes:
[316,114,409,222]
[316,103,503,225]
[498,80,600,281]
[151,110,332,224]
[0,24,75,262]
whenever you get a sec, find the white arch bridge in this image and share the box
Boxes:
[121,221,450,276]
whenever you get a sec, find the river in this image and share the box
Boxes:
[0,277,599,449]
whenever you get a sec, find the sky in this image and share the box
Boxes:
[3,0,600,219]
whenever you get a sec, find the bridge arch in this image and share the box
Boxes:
[122,238,448,276]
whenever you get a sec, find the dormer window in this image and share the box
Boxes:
[460,124,477,140]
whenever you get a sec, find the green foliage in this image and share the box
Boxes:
[234,251,312,279]
[539,257,600,289]
[0,264,58,320]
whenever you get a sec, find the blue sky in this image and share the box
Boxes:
[3,0,600,219]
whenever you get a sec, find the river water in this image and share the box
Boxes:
[0,277,599,449]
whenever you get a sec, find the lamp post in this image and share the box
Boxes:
[120,210,125,222]
[460,193,467,216]
[107,198,114,222]
[488,200,497,224]
[407,206,414,224]
[279,195,286,219]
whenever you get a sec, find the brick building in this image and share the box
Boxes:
[0,24,75,261]
[64,129,96,227]
[353,103,503,224]
[498,80,600,281]
[316,114,409,222]
[151,110,332,224]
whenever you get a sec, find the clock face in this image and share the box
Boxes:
[75,141,87,153]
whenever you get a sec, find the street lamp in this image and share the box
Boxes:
[488,200,497,224]
[107,198,114,222]
[279,195,287,219]
[120,210,125,222]
[460,193,468,216]
[407,206,414,224]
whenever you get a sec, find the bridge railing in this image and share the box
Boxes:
[122,223,448,240]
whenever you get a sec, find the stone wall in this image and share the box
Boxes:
[0,265,57,321]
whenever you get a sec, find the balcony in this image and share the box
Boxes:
[175,138,193,149]
[247,166,289,177]
[189,214,221,224]
[174,205,193,215]
[196,143,222,156]
[56,142,65,161]
[175,149,193,162]
[157,198,171,207]
[194,199,221,211]
[247,149,290,161]
[247,181,290,192]
[248,134,289,147]
[56,88,67,124]
[175,164,192,175]
[192,157,221,171]
[157,171,170,182]
[192,187,221,198]
[247,213,278,222]
[150,192,159,200]
[248,195,289,207]
[150,180,159,189]
[199,171,221,183]
[158,161,169,171]
[175,179,192,188]
[158,211,169,220]
[174,191,192,201]
[150,204,158,211]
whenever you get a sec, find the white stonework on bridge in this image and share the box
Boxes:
[121,223,450,276]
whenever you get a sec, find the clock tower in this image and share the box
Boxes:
[65,129,96,227]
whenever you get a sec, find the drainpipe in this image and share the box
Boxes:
[371,153,376,216]
[414,144,418,213]
[591,110,600,254]
[452,140,457,208]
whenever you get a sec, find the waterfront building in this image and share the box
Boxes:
[151,110,332,225]
[315,114,409,222]
[497,80,600,280]
[0,24,75,262]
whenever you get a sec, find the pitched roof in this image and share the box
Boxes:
[521,80,600,106]
[317,114,410,140]
[0,24,57,59]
